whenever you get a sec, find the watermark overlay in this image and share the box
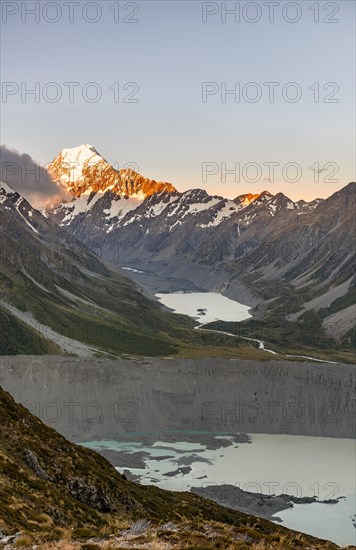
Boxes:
[199,238,344,265]
[201,400,339,425]
[201,2,340,24]
[198,480,340,501]
[0,159,139,184]
[51,219,343,269]
[0,240,93,270]
[1,81,140,103]
[1,2,140,24]
[0,209,344,274]
[201,161,339,183]
[22,399,140,426]
[202,82,340,103]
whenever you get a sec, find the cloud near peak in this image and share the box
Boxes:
[0,145,71,208]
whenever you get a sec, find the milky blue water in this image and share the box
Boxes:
[155,292,252,323]
[81,433,356,546]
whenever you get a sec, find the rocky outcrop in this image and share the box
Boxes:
[24,449,52,481]
[67,477,114,512]
[23,448,113,512]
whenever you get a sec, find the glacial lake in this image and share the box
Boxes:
[81,433,356,546]
[86,289,355,544]
[155,291,252,323]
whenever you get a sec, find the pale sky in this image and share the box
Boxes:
[1,0,355,201]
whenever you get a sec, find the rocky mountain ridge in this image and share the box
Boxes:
[1,181,279,359]
[44,146,356,349]
[3,143,355,354]
[48,144,176,199]
[47,145,320,232]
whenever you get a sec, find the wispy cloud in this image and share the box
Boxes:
[0,145,71,208]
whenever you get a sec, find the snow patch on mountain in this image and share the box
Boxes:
[166,191,221,219]
[263,193,299,216]
[57,144,103,184]
[146,195,179,218]
[104,192,146,227]
[0,182,17,203]
[55,192,104,225]
[199,200,241,228]
[268,204,277,216]
[1,184,40,233]
[14,199,39,233]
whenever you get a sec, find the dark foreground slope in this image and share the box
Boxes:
[0,386,347,549]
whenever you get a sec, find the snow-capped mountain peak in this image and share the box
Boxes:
[59,144,103,167]
[48,144,177,200]
[47,144,178,226]
[48,144,107,192]
[47,145,335,246]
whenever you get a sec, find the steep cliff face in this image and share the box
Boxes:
[1,356,355,440]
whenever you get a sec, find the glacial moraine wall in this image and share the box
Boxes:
[0,356,355,440]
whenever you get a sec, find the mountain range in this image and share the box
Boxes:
[0,146,355,547]
[1,144,355,360]
[0,181,192,357]
[0,180,269,360]
[46,145,355,354]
